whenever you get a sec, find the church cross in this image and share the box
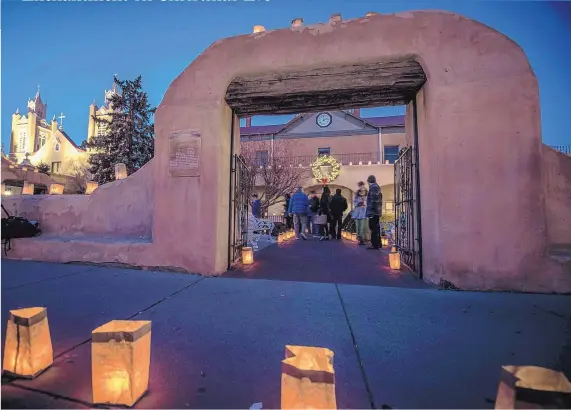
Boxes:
[37,85,40,93]
[58,112,65,129]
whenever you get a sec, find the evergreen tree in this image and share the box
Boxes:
[87,75,155,184]
[36,162,51,175]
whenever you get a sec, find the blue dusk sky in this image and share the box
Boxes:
[1,0,570,149]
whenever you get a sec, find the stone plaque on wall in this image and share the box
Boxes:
[169,129,201,177]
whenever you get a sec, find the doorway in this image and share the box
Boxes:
[225,58,427,279]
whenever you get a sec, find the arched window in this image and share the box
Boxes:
[36,132,47,151]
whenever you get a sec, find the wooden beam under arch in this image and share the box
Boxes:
[225,59,426,116]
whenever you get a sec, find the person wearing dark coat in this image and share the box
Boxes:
[284,193,293,230]
[329,189,348,240]
[366,175,383,249]
[319,186,332,241]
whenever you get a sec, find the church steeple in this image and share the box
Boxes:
[104,78,118,109]
[27,86,47,120]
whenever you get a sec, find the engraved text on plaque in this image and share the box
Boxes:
[169,130,201,177]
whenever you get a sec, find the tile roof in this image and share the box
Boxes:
[240,114,405,136]
[241,124,284,135]
[364,115,406,127]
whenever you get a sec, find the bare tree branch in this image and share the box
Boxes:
[62,160,92,194]
[241,138,311,213]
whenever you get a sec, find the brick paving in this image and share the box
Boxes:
[224,236,432,288]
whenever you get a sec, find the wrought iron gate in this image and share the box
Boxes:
[230,154,251,265]
[394,146,421,275]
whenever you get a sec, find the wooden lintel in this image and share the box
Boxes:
[225,59,426,114]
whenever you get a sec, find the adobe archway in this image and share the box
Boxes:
[150,10,567,291]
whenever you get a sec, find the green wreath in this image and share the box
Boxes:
[311,155,341,183]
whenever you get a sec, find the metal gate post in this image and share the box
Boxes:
[412,97,423,279]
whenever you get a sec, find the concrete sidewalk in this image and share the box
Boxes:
[1,259,570,409]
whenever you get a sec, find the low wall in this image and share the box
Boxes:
[1,160,154,239]
[543,145,571,245]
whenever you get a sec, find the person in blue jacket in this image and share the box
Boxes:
[287,187,309,240]
[251,194,262,218]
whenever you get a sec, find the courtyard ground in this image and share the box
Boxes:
[225,236,430,288]
[1,259,570,409]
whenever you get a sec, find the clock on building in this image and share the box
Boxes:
[316,112,332,128]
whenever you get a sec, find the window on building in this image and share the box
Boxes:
[385,201,394,211]
[18,131,27,152]
[54,143,60,152]
[51,161,61,174]
[317,147,331,156]
[384,145,400,164]
[36,133,47,151]
[255,150,269,166]
[97,122,109,137]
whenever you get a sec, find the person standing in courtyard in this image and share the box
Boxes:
[251,194,262,219]
[319,185,332,241]
[287,187,309,240]
[366,175,383,249]
[330,188,348,240]
[284,193,293,230]
[353,181,368,245]
[307,190,319,236]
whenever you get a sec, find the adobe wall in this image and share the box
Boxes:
[2,167,55,188]
[543,145,571,245]
[153,10,568,290]
[2,161,154,239]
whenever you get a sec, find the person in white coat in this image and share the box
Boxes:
[352,181,368,245]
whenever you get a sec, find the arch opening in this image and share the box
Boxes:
[225,57,427,280]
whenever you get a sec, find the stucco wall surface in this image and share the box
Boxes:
[2,160,154,239]
[543,145,571,245]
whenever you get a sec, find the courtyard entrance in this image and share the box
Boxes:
[147,10,564,293]
[225,57,426,281]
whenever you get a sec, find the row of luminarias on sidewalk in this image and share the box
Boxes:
[2,307,339,408]
[2,163,127,196]
[3,309,571,408]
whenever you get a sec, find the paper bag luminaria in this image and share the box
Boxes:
[91,320,152,407]
[281,345,336,409]
[3,307,53,378]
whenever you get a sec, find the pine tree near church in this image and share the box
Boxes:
[87,76,155,184]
